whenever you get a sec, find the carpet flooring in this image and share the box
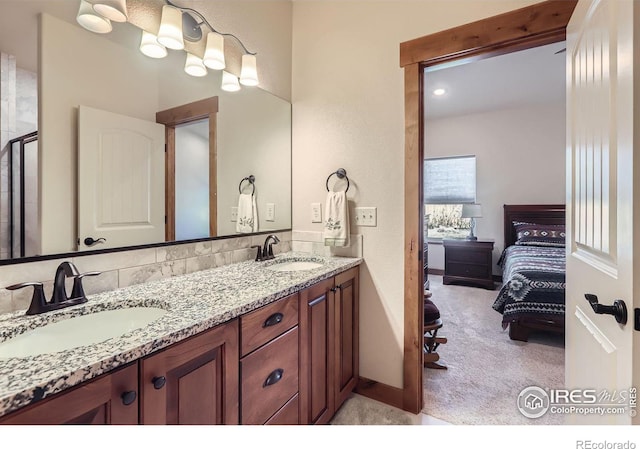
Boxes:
[423,275,565,425]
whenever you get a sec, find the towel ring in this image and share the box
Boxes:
[239,175,256,195]
[326,168,350,193]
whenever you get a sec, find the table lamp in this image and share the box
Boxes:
[461,204,482,240]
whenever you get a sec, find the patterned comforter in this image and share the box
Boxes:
[492,245,566,326]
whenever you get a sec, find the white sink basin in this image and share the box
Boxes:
[0,307,167,359]
[266,260,324,272]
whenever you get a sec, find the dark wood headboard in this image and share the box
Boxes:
[503,204,566,248]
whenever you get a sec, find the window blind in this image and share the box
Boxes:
[424,155,476,204]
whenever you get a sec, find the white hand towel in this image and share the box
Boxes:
[323,191,350,247]
[236,193,258,233]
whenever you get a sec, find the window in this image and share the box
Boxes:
[424,156,476,239]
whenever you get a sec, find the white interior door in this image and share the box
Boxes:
[565,0,638,424]
[78,105,165,251]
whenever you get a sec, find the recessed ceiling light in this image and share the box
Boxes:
[433,88,446,96]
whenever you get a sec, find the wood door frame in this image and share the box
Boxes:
[399,0,577,414]
[156,97,219,241]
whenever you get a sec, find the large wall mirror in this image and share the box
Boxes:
[0,0,292,262]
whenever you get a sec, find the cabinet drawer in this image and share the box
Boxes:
[241,327,299,424]
[265,394,299,425]
[446,262,490,279]
[240,293,298,356]
[446,248,489,264]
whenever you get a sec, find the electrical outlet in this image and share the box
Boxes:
[311,203,322,223]
[355,207,377,226]
[231,207,238,222]
[266,203,275,221]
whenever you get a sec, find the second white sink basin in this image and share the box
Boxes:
[0,307,167,359]
[265,260,324,272]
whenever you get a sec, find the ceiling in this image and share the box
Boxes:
[424,41,566,120]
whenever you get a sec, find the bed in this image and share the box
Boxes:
[492,204,566,341]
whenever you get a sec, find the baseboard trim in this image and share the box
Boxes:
[428,268,502,284]
[355,376,404,410]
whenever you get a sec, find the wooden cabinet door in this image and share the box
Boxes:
[299,277,335,425]
[0,363,138,425]
[140,320,239,425]
[334,267,359,410]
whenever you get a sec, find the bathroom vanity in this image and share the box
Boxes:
[0,253,360,425]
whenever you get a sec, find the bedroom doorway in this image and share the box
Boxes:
[397,0,578,415]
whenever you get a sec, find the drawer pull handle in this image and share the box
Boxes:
[263,312,284,328]
[152,376,166,390]
[263,368,284,387]
[121,390,137,406]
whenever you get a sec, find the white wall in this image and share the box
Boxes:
[291,0,542,388]
[426,102,566,273]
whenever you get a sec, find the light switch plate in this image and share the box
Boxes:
[231,207,238,222]
[266,203,275,221]
[355,207,377,226]
[311,203,322,223]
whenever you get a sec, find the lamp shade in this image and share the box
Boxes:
[91,0,128,23]
[139,31,167,59]
[461,204,482,218]
[221,71,241,92]
[184,53,207,77]
[157,5,184,50]
[203,32,225,70]
[77,0,112,34]
[239,54,259,86]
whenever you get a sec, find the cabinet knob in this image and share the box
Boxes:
[263,368,284,387]
[152,376,166,390]
[263,312,284,328]
[121,390,137,406]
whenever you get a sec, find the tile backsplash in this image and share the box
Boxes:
[0,230,364,315]
[0,232,292,314]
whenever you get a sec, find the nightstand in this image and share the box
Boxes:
[442,239,495,289]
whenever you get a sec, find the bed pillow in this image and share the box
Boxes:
[513,221,566,247]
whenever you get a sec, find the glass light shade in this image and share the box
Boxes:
[221,71,241,92]
[461,204,482,218]
[239,54,259,86]
[77,0,112,34]
[184,53,207,77]
[139,31,167,59]
[203,32,225,70]
[157,5,184,50]
[91,0,128,23]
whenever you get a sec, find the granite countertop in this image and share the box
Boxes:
[0,252,362,418]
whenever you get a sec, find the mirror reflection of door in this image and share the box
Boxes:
[156,97,218,242]
[175,119,210,240]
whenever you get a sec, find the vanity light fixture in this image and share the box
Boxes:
[75,0,259,91]
[221,71,241,92]
[433,88,446,96]
[184,53,208,77]
[139,31,168,59]
[76,0,112,34]
[91,0,128,23]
